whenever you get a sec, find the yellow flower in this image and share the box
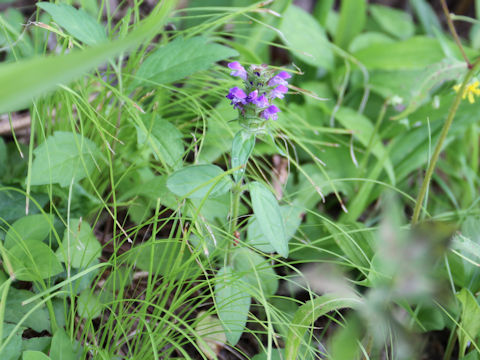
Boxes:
[453,80,480,104]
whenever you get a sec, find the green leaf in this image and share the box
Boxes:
[21,337,51,353]
[49,329,82,360]
[249,182,288,257]
[247,205,302,253]
[231,131,255,183]
[280,5,334,70]
[37,2,106,46]
[23,350,51,360]
[334,107,395,184]
[7,241,63,281]
[76,290,102,319]
[409,0,441,37]
[232,248,278,297]
[56,219,101,269]
[0,190,48,225]
[5,288,50,333]
[127,239,198,279]
[457,288,480,356]
[5,214,54,249]
[214,266,250,346]
[30,132,99,187]
[167,165,232,199]
[195,311,226,359]
[285,294,362,359]
[390,59,467,119]
[0,1,175,113]
[334,0,366,49]
[0,323,23,360]
[354,36,452,70]
[136,118,184,169]
[369,4,414,40]
[133,36,238,87]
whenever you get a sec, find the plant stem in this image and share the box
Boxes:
[411,58,480,224]
[440,0,472,68]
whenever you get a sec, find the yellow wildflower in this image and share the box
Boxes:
[453,80,480,104]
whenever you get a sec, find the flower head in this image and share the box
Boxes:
[454,80,480,104]
[268,71,292,87]
[226,87,247,109]
[261,105,280,121]
[225,62,290,129]
[228,62,247,81]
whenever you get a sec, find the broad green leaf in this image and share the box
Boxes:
[5,214,53,249]
[334,107,395,184]
[167,165,232,199]
[30,132,99,187]
[249,182,288,257]
[313,0,334,27]
[49,329,82,360]
[37,2,106,46]
[0,323,23,360]
[77,290,102,319]
[280,5,334,70]
[0,190,48,224]
[390,59,467,119]
[247,205,302,253]
[23,351,51,360]
[132,36,238,87]
[354,36,470,70]
[21,337,51,353]
[348,32,394,53]
[325,221,373,273]
[214,266,250,345]
[231,131,255,183]
[127,239,198,279]
[369,4,414,40]
[56,219,101,269]
[457,288,480,356]
[409,0,441,36]
[0,1,175,114]
[195,311,226,359]
[7,241,63,281]
[285,294,362,359]
[136,117,184,169]
[335,0,366,49]
[5,288,50,333]
[232,248,278,297]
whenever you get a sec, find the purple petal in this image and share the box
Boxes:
[277,71,291,80]
[228,62,244,71]
[253,94,269,108]
[247,90,258,102]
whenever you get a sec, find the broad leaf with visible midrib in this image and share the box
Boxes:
[167,165,232,199]
[37,2,106,46]
[5,214,53,249]
[249,181,288,257]
[214,266,250,346]
[132,36,238,88]
[30,132,99,187]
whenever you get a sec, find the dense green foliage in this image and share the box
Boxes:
[1,0,480,359]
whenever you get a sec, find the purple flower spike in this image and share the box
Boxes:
[268,71,291,87]
[226,87,247,109]
[262,105,280,121]
[252,94,269,108]
[228,62,247,81]
[269,85,288,99]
